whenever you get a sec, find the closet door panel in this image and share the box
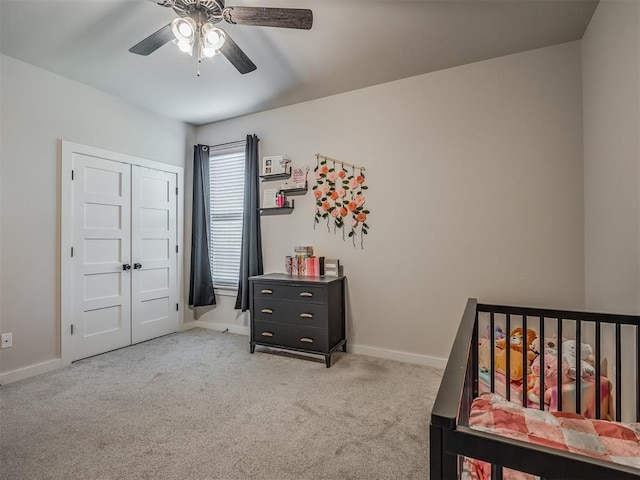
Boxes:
[131,166,178,343]
[72,155,132,361]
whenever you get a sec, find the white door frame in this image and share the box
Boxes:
[61,140,184,366]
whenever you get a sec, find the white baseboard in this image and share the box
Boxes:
[190,321,250,336]
[179,321,200,332]
[0,358,63,385]
[348,343,447,369]
[183,324,446,368]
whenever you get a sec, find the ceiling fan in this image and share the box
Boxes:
[129,0,313,74]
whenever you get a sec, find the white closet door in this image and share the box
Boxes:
[72,155,132,361]
[131,166,178,344]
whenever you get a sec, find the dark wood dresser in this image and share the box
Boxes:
[249,273,346,367]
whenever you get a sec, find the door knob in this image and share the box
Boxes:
[134,263,142,269]
[122,264,131,271]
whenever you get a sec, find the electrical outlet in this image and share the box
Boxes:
[1,333,12,348]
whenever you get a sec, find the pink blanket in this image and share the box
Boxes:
[462,393,640,480]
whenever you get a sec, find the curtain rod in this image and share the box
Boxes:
[207,139,246,150]
[315,153,366,171]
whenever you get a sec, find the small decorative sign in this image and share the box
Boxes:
[323,258,340,277]
[292,165,309,188]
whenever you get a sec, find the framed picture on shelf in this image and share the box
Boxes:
[262,155,290,176]
[262,158,273,176]
[262,188,278,208]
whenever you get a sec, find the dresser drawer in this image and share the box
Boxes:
[252,282,327,303]
[253,298,327,328]
[253,321,328,353]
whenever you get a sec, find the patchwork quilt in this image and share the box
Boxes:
[462,393,640,480]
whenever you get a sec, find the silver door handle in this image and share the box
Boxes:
[300,337,314,343]
[299,292,313,297]
[261,332,274,337]
[261,289,273,294]
[261,308,273,314]
[300,313,313,318]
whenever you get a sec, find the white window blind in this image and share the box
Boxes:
[209,142,245,288]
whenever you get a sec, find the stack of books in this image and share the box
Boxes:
[285,246,325,276]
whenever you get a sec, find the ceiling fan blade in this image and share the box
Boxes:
[129,23,173,56]
[219,32,257,74]
[223,7,313,30]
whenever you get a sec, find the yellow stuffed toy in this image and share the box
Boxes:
[494,327,537,381]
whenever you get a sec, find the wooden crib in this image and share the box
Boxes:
[430,298,640,480]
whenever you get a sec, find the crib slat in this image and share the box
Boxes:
[558,319,563,411]
[473,311,479,398]
[522,315,527,407]
[505,314,511,401]
[490,312,495,394]
[595,321,601,419]
[491,464,503,480]
[616,323,622,422]
[637,324,640,422]
[576,319,581,415]
[539,316,545,411]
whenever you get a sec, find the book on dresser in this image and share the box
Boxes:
[248,273,346,368]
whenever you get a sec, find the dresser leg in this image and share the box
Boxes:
[342,340,347,352]
[250,343,255,354]
[325,354,332,368]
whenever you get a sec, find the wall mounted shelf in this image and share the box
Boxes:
[260,207,294,216]
[278,182,308,196]
[260,199,295,215]
[260,172,291,182]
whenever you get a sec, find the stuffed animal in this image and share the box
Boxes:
[545,335,566,351]
[561,339,596,379]
[485,324,505,342]
[531,336,564,357]
[494,328,538,381]
[547,355,574,403]
[527,355,544,404]
[527,353,569,404]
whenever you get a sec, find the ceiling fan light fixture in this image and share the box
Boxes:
[174,40,194,55]
[202,23,226,53]
[171,17,196,44]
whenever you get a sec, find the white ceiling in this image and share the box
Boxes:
[0,0,598,126]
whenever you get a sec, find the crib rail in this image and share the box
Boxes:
[430,298,640,480]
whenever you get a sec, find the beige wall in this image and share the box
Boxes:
[582,0,640,422]
[194,42,586,364]
[0,54,195,378]
[583,0,640,315]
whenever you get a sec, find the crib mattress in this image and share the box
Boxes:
[462,393,640,480]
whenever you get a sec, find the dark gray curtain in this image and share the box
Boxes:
[189,145,216,307]
[235,134,263,311]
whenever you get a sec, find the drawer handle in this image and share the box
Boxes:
[261,308,273,314]
[261,289,273,294]
[300,337,314,343]
[299,292,313,297]
[261,332,274,337]
[300,313,313,318]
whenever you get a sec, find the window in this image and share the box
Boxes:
[209,142,245,289]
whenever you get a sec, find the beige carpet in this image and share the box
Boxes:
[0,328,443,480]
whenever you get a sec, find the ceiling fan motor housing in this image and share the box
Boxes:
[172,0,225,24]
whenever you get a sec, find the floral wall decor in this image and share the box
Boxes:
[313,153,370,248]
